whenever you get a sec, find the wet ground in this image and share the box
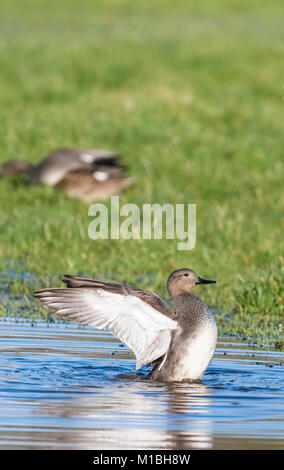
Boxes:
[0,318,283,450]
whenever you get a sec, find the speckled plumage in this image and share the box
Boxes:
[151,292,217,382]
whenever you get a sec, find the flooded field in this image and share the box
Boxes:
[0,318,283,450]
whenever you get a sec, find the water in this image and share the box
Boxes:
[0,318,283,450]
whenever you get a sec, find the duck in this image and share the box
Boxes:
[33,268,217,382]
[0,148,134,202]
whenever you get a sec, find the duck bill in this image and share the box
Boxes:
[196,277,216,285]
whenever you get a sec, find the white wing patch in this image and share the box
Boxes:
[93,171,109,182]
[36,288,177,370]
[79,153,96,163]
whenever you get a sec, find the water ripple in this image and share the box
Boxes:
[0,318,283,450]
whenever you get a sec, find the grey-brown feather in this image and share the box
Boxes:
[62,274,175,319]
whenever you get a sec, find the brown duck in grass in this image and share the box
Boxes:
[0,148,134,202]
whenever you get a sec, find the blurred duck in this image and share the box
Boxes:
[0,148,134,202]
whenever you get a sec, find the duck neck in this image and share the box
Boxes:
[172,292,212,324]
[172,292,196,308]
[26,163,38,179]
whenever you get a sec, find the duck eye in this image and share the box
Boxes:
[184,273,189,277]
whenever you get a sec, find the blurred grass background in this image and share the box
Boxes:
[0,0,283,346]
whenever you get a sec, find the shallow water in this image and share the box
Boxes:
[0,318,283,450]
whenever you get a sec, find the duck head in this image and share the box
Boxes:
[0,160,30,177]
[167,268,216,297]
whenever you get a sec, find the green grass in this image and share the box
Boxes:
[0,0,283,348]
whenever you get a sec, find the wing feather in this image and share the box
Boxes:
[33,287,177,369]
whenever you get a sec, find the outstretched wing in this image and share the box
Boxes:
[62,274,175,320]
[33,284,177,370]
